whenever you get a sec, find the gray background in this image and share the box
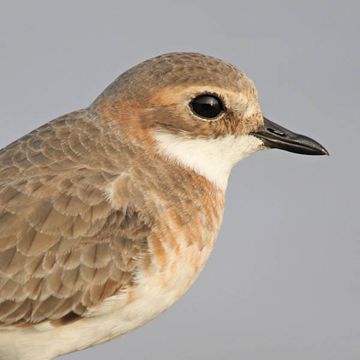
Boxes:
[0,1,359,359]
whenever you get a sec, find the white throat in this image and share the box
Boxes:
[154,131,263,190]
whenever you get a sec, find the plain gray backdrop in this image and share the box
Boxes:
[0,1,359,359]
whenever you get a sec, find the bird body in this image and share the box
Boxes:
[0,109,223,359]
[0,53,327,359]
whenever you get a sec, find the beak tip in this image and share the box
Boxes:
[322,148,330,156]
[316,143,329,156]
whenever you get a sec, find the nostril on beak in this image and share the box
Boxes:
[267,127,286,137]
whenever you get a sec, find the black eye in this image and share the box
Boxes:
[190,94,224,119]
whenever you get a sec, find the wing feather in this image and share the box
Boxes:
[0,111,151,325]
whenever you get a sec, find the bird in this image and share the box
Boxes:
[0,52,328,360]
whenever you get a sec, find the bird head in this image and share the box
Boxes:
[91,52,328,190]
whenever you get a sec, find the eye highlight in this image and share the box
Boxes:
[189,94,224,120]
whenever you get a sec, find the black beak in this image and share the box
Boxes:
[252,117,329,156]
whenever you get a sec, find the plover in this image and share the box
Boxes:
[0,52,328,359]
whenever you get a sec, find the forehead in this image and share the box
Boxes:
[100,52,254,101]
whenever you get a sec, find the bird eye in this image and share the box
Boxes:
[190,94,224,120]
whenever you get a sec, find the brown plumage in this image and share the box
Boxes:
[0,111,147,324]
[0,52,327,360]
[0,107,222,325]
